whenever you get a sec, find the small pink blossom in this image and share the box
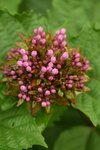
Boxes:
[52,68,58,75]
[47,49,53,56]
[41,102,47,107]
[26,66,32,72]
[20,85,27,92]
[51,56,56,63]
[31,51,37,57]
[45,90,51,96]
[17,60,23,67]
[41,66,47,73]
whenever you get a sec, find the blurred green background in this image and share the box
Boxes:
[0,0,100,150]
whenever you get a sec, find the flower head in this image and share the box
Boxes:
[3,27,91,114]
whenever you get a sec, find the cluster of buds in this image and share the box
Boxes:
[3,26,91,113]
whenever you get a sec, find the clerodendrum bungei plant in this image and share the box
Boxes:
[2,26,91,114]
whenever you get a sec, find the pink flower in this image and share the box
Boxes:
[31,51,37,57]
[68,80,73,84]
[46,101,50,106]
[57,64,61,69]
[76,62,82,67]
[26,97,30,101]
[75,53,80,58]
[41,66,47,73]
[28,85,32,89]
[51,89,56,94]
[57,35,63,41]
[40,74,44,79]
[61,41,67,47]
[3,26,91,110]
[19,49,26,55]
[10,70,15,75]
[18,93,22,98]
[47,49,53,56]
[48,62,53,67]
[52,68,58,75]
[47,66,52,72]
[19,81,23,85]
[32,39,36,44]
[12,75,17,79]
[60,28,66,34]
[20,85,27,92]
[17,60,23,67]
[41,102,47,107]
[74,58,80,62]
[60,52,69,61]
[37,97,42,102]
[34,28,38,34]
[38,87,43,93]
[38,26,43,33]
[48,76,54,81]
[40,39,46,45]
[45,90,51,96]
[51,56,56,63]
[67,84,73,89]
[53,40,58,46]
[26,66,32,72]
[22,94,27,99]
[23,62,29,67]
[22,55,28,61]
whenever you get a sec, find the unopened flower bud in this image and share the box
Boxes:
[26,66,32,72]
[17,60,23,67]
[47,49,53,56]
[41,101,47,107]
[60,52,69,61]
[41,66,47,73]
[10,70,15,75]
[26,97,30,101]
[38,26,43,33]
[19,81,23,85]
[22,55,28,61]
[52,68,58,75]
[20,85,27,92]
[38,87,43,93]
[51,89,56,94]
[51,56,56,63]
[19,49,26,55]
[31,51,37,57]
[48,76,54,81]
[45,90,51,96]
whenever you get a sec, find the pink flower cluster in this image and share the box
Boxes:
[53,28,67,49]
[72,51,90,71]
[3,27,90,110]
[32,27,46,47]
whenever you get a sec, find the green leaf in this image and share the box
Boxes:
[36,105,66,132]
[0,84,17,111]
[0,0,21,14]
[82,0,100,24]
[54,126,100,150]
[18,0,53,16]
[69,25,100,126]
[68,0,100,25]
[47,0,89,37]
[42,107,89,150]
[0,104,47,150]
[0,11,25,58]
[16,13,48,34]
[47,0,100,37]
